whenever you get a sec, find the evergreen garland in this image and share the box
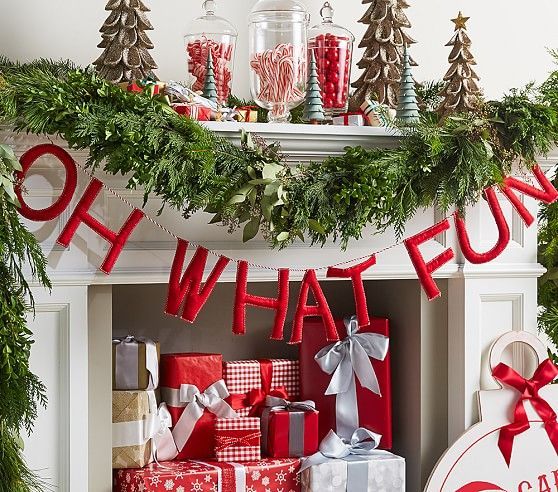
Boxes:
[0,57,556,250]
[0,143,50,491]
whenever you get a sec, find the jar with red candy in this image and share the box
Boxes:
[185,0,237,104]
[308,2,354,117]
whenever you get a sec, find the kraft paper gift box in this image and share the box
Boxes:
[113,458,302,492]
[260,397,319,458]
[160,352,237,460]
[112,390,154,468]
[224,359,300,417]
[214,417,261,462]
[112,390,176,469]
[112,336,160,390]
[299,316,392,448]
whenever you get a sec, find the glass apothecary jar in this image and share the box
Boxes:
[185,0,237,104]
[308,2,354,117]
[249,0,309,123]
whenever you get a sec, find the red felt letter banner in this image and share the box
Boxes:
[500,164,558,226]
[327,255,376,327]
[404,220,455,301]
[166,239,230,322]
[455,187,510,264]
[290,269,339,344]
[233,260,290,340]
[57,178,144,274]
[16,144,77,221]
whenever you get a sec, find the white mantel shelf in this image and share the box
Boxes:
[10,126,557,492]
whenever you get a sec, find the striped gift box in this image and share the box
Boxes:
[215,417,261,462]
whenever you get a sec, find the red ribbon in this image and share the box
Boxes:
[215,430,261,451]
[237,106,258,122]
[492,359,558,465]
[229,359,289,416]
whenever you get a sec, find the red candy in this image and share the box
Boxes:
[309,34,352,113]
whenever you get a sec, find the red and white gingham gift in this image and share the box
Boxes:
[224,359,300,417]
[214,417,261,462]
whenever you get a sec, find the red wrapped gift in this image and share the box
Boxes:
[224,359,299,417]
[113,458,302,491]
[261,397,319,458]
[299,316,392,449]
[173,103,212,121]
[214,417,261,462]
[160,353,237,460]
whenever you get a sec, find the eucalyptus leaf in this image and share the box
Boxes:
[243,216,260,242]
[308,219,326,235]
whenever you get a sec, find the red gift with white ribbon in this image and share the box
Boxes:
[300,316,392,448]
[160,353,237,459]
[113,458,302,492]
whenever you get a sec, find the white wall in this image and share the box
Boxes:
[1,0,556,100]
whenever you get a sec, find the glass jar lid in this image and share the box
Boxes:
[309,2,355,41]
[186,0,237,37]
[250,0,308,22]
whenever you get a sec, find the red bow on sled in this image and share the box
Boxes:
[492,359,558,466]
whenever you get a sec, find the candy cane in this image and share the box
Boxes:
[186,37,234,102]
[250,43,305,118]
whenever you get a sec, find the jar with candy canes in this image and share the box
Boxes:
[249,0,309,123]
[185,0,237,104]
[308,2,354,117]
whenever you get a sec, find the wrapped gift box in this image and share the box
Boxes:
[332,113,366,127]
[261,401,319,458]
[299,318,392,448]
[214,417,261,462]
[113,458,302,492]
[300,452,405,491]
[235,106,258,123]
[112,336,160,390]
[112,390,156,468]
[173,103,212,121]
[160,353,229,459]
[224,359,300,417]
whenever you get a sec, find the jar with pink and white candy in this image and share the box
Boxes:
[249,0,309,123]
[309,2,354,118]
[185,0,237,105]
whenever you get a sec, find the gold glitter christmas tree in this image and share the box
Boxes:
[93,0,158,84]
[437,12,482,117]
[350,0,417,110]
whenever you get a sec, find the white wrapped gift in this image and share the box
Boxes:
[300,428,405,491]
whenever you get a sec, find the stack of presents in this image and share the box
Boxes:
[112,316,405,491]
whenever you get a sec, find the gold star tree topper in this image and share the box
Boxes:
[452,11,470,30]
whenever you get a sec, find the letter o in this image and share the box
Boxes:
[15,144,77,221]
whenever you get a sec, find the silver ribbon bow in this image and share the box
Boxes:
[162,379,238,453]
[264,396,316,412]
[314,315,389,439]
[113,335,159,390]
[299,428,390,490]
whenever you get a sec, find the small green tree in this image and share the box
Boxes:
[202,51,218,103]
[303,51,325,123]
[396,46,420,124]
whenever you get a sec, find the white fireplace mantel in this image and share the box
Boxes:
[10,125,556,492]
